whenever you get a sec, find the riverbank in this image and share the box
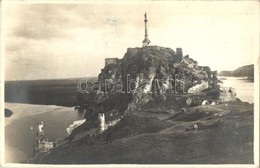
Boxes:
[4,103,83,163]
[220,76,254,103]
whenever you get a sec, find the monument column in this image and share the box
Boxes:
[142,12,151,47]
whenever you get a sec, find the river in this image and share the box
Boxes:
[4,103,83,163]
[219,76,254,103]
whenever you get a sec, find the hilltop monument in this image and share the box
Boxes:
[142,12,151,47]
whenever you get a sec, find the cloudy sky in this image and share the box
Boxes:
[4,1,259,80]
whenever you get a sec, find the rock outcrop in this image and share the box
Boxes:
[85,46,219,119]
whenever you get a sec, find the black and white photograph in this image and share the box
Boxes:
[1,0,259,166]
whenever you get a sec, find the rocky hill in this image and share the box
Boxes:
[83,46,219,119]
[218,64,254,77]
[38,46,253,164]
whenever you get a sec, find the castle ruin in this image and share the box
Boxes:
[105,58,119,66]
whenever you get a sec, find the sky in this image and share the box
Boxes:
[3,1,259,80]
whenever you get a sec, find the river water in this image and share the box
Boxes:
[219,76,254,103]
[4,103,83,163]
[4,77,254,163]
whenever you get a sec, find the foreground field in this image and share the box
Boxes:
[41,101,253,164]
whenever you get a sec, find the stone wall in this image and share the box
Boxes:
[105,58,119,66]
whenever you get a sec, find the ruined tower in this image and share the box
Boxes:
[142,12,151,47]
[176,48,183,57]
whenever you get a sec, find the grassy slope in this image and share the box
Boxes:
[41,101,253,164]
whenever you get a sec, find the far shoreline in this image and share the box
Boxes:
[218,75,254,82]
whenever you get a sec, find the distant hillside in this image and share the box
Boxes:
[218,64,254,77]
[5,77,97,106]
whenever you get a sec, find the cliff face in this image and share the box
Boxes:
[85,46,218,118]
[218,64,254,77]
